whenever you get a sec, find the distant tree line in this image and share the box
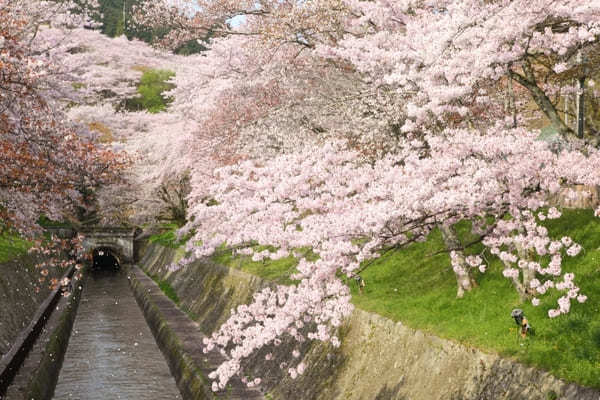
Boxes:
[96,0,207,54]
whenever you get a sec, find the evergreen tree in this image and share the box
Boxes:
[95,0,207,54]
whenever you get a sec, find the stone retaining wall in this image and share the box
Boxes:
[0,254,56,359]
[139,242,600,400]
[24,272,83,400]
[128,265,214,400]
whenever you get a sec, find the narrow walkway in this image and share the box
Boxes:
[3,292,70,399]
[130,266,264,399]
[53,269,180,400]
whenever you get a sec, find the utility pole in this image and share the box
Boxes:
[564,87,569,128]
[507,76,517,128]
[122,0,127,36]
[576,51,586,139]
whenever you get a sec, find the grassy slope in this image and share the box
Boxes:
[212,246,299,285]
[349,210,600,387]
[0,230,31,263]
[148,223,188,248]
[121,68,175,114]
[151,209,600,387]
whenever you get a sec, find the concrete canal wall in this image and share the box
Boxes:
[138,242,600,400]
[0,254,55,359]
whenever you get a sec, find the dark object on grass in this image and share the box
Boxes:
[511,308,534,337]
[354,275,366,294]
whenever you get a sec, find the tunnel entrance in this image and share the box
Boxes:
[92,247,120,271]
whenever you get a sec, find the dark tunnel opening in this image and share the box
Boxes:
[92,247,120,271]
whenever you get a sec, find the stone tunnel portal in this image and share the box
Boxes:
[80,227,136,266]
[92,247,121,271]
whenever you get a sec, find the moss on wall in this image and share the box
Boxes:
[128,266,214,400]
[138,242,600,400]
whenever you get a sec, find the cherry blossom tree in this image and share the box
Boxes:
[59,28,198,225]
[177,127,600,388]
[312,0,600,293]
[159,31,412,240]
[127,2,600,388]
[0,0,126,236]
[133,0,349,50]
[325,0,600,137]
[42,0,600,390]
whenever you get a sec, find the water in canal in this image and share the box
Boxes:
[53,269,181,399]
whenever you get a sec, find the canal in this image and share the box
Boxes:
[52,269,180,399]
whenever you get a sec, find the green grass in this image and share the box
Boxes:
[0,230,32,263]
[356,209,600,388]
[212,245,300,285]
[148,223,189,249]
[137,69,175,113]
[149,274,180,305]
[207,209,600,388]
[147,224,189,305]
[158,280,180,304]
[120,69,175,113]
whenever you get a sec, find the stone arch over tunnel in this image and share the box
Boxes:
[80,227,136,264]
[92,247,121,271]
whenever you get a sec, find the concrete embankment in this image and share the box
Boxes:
[23,271,82,399]
[128,264,263,399]
[0,264,81,400]
[128,266,213,399]
[138,242,600,400]
[0,254,55,358]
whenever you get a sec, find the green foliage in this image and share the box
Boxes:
[0,230,32,263]
[174,40,209,55]
[120,69,175,113]
[148,223,189,249]
[94,0,208,54]
[97,0,126,37]
[37,215,72,229]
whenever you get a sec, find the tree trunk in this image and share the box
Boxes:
[507,77,517,128]
[502,243,534,303]
[509,271,528,302]
[516,243,535,301]
[564,89,569,128]
[509,59,572,137]
[577,76,585,138]
[440,225,475,298]
[521,268,535,298]
[454,258,475,298]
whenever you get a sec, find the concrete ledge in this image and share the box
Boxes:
[128,265,214,400]
[25,272,83,400]
[0,266,76,396]
[128,265,264,399]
